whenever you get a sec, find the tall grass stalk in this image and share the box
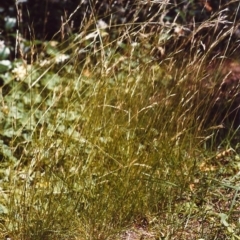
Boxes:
[1,1,240,239]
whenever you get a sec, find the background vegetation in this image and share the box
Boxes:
[0,0,240,239]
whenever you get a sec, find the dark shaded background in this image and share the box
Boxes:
[0,0,240,63]
[1,0,239,41]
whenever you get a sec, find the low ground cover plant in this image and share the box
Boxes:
[0,1,240,239]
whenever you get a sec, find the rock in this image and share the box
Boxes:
[211,60,240,129]
[203,59,240,147]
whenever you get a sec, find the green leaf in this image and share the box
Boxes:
[0,203,8,214]
[0,60,12,73]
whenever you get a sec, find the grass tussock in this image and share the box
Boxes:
[1,1,240,239]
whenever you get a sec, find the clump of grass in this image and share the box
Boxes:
[1,1,240,240]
